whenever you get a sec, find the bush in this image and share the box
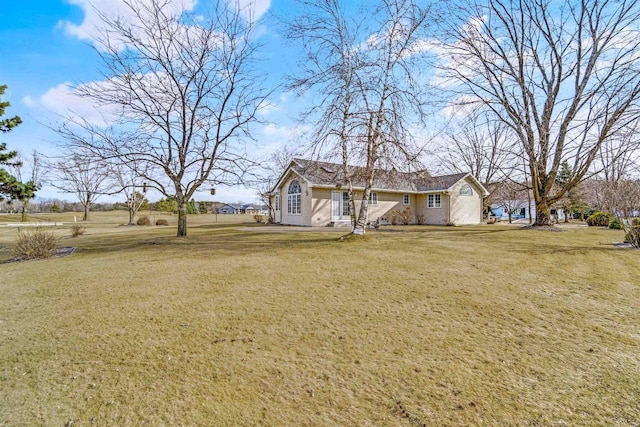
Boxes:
[391,208,412,225]
[15,228,59,260]
[608,217,624,230]
[585,212,611,227]
[254,214,265,223]
[155,218,169,226]
[624,226,640,248]
[632,218,640,227]
[416,214,425,225]
[69,224,86,238]
[137,216,151,226]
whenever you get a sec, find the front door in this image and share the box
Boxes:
[332,191,350,221]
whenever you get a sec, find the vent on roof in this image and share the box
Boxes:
[321,166,335,173]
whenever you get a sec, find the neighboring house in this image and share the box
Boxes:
[217,203,268,215]
[241,204,260,215]
[490,203,566,222]
[270,158,489,227]
[217,203,240,214]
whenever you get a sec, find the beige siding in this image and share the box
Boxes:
[364,191,414,224]
[310,188,333,226]
[416,193,450,225]
[280,175,312,226]
[449,177,483,225]
[276,174,484,227]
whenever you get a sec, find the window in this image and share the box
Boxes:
[460,184,473,196]
[368,192,378,205]
[275,195,280,211]
[403,194,410,205]
[342,191,351,216]
[428,194,441,208]
[287,181,302,214]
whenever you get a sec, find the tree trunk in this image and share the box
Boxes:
[352,188,371,235]
[21,206,27,223]
[128,208,135,225]
[508,211,512,224]
[177,202,188,237]
[534,199,552,226]
[83,204,90,221]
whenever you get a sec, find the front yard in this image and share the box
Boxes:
[1,216,638,425]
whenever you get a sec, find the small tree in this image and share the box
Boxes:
[49,154,112,221]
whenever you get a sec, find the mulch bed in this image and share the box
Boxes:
[2,247,75,264]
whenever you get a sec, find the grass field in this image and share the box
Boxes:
[1,212,639,426]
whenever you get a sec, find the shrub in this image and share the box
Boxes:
[632,217,640,227]
[608,217,624,230]
[254,214,265,223]
[69,224,86,238]
[624,226,640,248]
[155,218,169,226]
[137,216,151,226]
[585,212,611,227]
[416,214,425,225]
[15,228,59,260]
[391,208,412,225]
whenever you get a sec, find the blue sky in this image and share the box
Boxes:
[0,0,306,204]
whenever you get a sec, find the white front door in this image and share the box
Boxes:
[331,191,350,221]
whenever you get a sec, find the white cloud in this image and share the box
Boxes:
[60,0,270,50]
[232,0,271,22]
[440,95,481,119]
[60,0,197,49]
[31,82,119,126]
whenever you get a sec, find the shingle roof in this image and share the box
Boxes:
[287,158,467,193]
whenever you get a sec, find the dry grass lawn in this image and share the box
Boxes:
[0,212,639,426]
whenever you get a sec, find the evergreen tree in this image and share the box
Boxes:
[0,85,38,219]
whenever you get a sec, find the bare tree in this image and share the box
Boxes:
[437,110,515,185]
[439,0,640,226]
[7,150,42,222]
[56,0,269,236]
[50,154,113,221]
[112,163,150,225]
[287,0,433,234]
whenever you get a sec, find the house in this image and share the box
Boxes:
[217,203,240,214]
[270,158,489,227]
[240,204,261,215]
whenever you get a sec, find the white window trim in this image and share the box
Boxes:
[287,181,302,215]
[403,194,410,205]
[428,194,441,209]
[368,192,378,205]
[275,195,280,211]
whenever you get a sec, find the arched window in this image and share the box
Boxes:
[460,184,473,196]
[287,180,302,214]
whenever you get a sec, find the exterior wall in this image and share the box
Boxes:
[366,191,414,224]
[416,193,450,225]
[275,172,484,227]
[280,175,313,226]
[448,177,483,225]
[309,189,416,226]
